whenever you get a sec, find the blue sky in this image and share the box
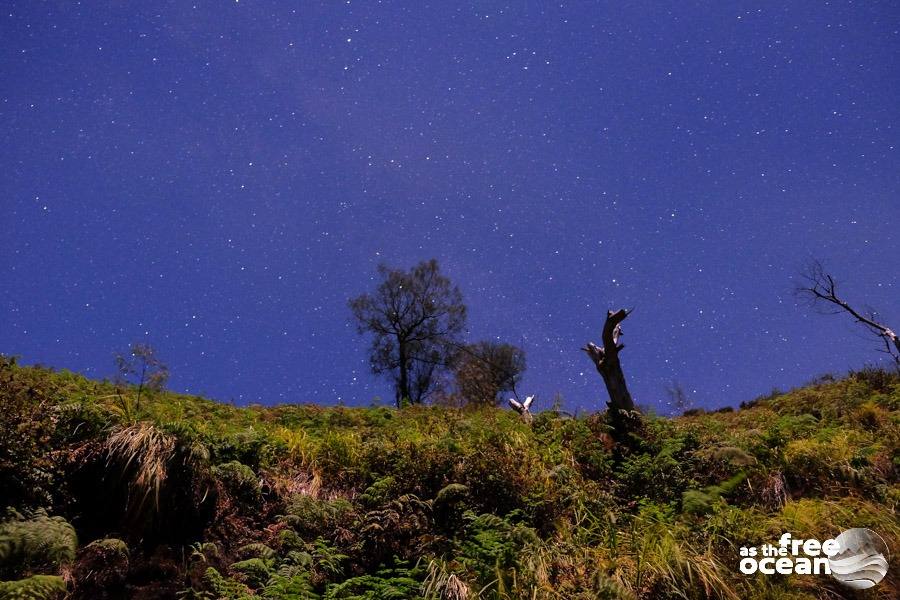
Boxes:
[2,1,898,412]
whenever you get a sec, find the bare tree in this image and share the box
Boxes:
[583,308,640,438]
[350,259,467,407]
[797,261,899,370]
[115,343,169,411]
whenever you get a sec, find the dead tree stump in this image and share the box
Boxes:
[508,395,534,423]
[583,308,640,441]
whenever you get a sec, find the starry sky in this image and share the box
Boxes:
[2,2,899,413]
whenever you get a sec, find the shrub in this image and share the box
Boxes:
[433,482,470,528]
[0,361,897,599]
[101,421,215,541]
[359,495,432,565]
[282,495,353,539]
[459,433,536,515]
[849,366,899,393]
[105,422,176,515]
[357,476,396,508]
[616,438,692,503]
[781,434,855,493]
[0,358,60,508]
[422,560,472,600]
[214,461,261,504]
[457,511,540,590]
[681,472,747,515]
[276,530,305,553]
[314,432,365,490]
[72,538,129,593]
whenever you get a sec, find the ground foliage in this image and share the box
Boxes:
[0,355,897,599]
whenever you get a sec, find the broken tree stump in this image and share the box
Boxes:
[508,395,534,423]
[583,308,640,440]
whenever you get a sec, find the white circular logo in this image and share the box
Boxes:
[828,528,889,589]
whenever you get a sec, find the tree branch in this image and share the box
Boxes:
[797,261,900,368]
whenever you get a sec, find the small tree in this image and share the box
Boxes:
[115,343,169,411]
[349,259,467,407]
[454,341,526,406]
[797,261,899,371]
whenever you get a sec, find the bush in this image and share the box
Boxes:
[849,366,899,393]
[0,361,897,599]
[0,358,60,508]
[359,495,432,565]
[281,495,353,539]
[781,434,855,493]
[214,461,261,504]
[72,538,129,594]
[617,437,693,503]
[457,511,540,589]
[459,433,536,515]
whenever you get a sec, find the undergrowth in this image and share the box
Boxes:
[0,355,897,599]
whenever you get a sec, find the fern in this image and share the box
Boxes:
[214,461,261,503]
[312,538,348,578]
[324,561,426,599]
[235,542,276,561]
[229,557,273,589]
[202,567,252,600]
[0,509,77,575]
[681,472,747,515]
[261,570,320,599]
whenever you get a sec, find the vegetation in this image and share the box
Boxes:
[114,343,170,412]
[453,342,526,407]
[0,355,897,598]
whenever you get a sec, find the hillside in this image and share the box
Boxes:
[0,355,897,599]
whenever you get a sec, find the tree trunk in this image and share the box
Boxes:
[397,342,410,408]
[583,309,639,439]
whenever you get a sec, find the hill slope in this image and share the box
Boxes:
[0,356,897,599]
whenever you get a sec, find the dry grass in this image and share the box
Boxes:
[609,512,740,600]
[423,559,472,600]
[105,422,176,513]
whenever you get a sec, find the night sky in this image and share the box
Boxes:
[2,2,898,413]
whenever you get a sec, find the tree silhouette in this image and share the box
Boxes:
[797,261,899,370]
[114,343,169,411]
[349,259,467,407]
[454,341,526,406]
